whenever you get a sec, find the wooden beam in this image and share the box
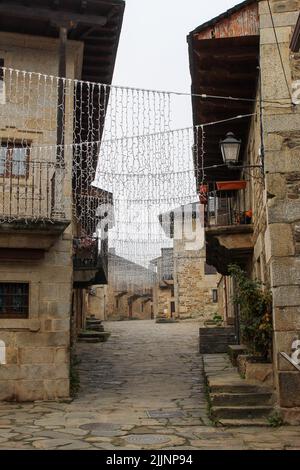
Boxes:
[0,248,44,260]
[0,2,107,28]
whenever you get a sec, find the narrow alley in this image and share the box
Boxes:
[0,321,299,450]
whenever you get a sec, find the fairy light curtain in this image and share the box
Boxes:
[0,66,247,294]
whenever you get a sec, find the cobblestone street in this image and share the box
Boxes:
[0,320,299,450]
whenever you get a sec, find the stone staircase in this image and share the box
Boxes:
[203,354,274,426]
[86,317,105,332]
[78,317,110,343]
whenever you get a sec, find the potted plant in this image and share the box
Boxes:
[228,265,273,383]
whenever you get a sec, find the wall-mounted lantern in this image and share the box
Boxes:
[220,132,241,166]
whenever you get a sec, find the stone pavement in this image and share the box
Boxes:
[0,320,299,450]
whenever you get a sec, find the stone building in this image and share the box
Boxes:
[151,249,176,319]
[104,252,154,321]
[157,203,220,321]
[188,0,300,422]
[0,0,124,401]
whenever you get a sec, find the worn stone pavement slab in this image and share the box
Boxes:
[0,320,299,450]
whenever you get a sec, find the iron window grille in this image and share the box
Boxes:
[0,283,29,318]
[0,142,30,178]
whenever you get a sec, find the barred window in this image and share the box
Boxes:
[0,142,30,178]
[0,283,29,318]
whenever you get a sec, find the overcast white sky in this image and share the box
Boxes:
[105,1,241,266]
[113,0,240,93]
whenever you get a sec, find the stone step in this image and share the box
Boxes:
[86,319,103,325]
[210,379,272,395]
[228,345,248,366]
[86,324,105,332]
[155,318,178,324]
[77,337,104,343]
[212,405,273,420]
[218,418,270,427]
[211,392,273,407]
[78,330,110,343]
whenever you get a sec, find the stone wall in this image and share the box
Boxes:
[105,286,153,321]
[217,276,236,326]
[152,283,174,319]
[0,233,73,401]
[174,241,219,321]
[218,0,300,418]
[260,0,300,417]
[86,286,107,321]
[0,33,83,401]
[131,298,153,320]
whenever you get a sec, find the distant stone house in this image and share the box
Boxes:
[156,203,220,321]
[0,0,124,401]
[105,252,154,321]
[188,0,300,422]
[151,248,175,319]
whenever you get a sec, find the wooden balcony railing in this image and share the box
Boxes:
[0,160,64,223]
[205,184,252,228]
[73,237,99,270]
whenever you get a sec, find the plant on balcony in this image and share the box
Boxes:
[228,264,273,360]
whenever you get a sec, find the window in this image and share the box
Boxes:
[212,289,218,303]
[0,142,30,177]
[0,58,4,104]
[0,283,29,318]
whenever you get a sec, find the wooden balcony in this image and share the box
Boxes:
[159,274,174,289]
[0,161,70,252]
[205,183,253,275]
[73,237,108,288]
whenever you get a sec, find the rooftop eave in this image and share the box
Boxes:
[188,0,257,38]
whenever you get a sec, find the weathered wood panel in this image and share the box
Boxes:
[196,2,259,40]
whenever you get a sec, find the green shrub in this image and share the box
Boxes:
[228,264,273,360]
[268,411,284,428]
[212,313,223,326]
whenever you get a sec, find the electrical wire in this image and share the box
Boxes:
[0,66,291,105]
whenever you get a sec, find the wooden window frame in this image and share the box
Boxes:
[0,142,30,178]
[0,282,29,319]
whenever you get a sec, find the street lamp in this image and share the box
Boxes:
[220,132,241,166]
